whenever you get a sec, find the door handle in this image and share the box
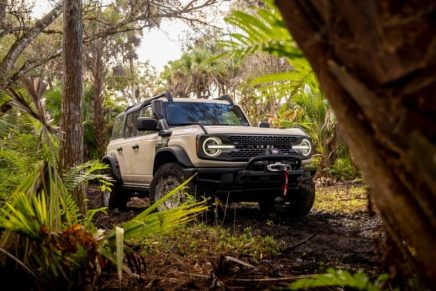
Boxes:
[117,147,123,152]
[132,144,139,150]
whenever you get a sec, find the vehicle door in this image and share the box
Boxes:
[106,113,130,180]
[123,105,160,184]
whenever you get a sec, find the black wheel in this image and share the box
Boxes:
[287,179,315,217]
[103,167,130,211]
[150,163,189,211]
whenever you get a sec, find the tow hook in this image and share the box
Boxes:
[266,162,292,172]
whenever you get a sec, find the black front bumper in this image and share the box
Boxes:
[183,155,316,202]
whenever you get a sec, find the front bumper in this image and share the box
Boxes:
[183,154,316,201]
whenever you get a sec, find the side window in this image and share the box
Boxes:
[111,113,124,140]
[125,111,140,138]
[137,106,155,136]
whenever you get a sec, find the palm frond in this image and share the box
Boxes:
[222,1,301,60]
[106,175,207,241]
[7,161,80,229]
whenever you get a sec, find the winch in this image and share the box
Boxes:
[266,162,292,172]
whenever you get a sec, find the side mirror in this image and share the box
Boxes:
[137,117,158,131]
[258,121,270,128]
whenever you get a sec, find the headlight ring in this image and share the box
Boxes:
[292,138,312,157]
[202,137,223,157]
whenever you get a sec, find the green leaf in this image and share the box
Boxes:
[250,71,299,85]
[115,226,124,282]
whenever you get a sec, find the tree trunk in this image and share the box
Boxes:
[128,57,140,103]
[88,42,107,159]
[60,0,86,213]
[275,0,436,286]
[0,0,6,27]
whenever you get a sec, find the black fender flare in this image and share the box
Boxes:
[154,146,194,173]
[101,154,122,182]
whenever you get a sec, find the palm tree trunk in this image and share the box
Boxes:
[60,0,86,213]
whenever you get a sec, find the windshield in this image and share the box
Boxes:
[164,102,250,126]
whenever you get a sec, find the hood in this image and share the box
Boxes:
[170,125,307,137]
[204,125,307,136]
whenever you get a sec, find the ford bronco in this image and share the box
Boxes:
[102,92,316,216]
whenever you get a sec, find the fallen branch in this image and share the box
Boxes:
[227,274,314,283]
[223,256,256,269]
[287,232,318,250]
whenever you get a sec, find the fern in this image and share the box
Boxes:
[62,160,111,193]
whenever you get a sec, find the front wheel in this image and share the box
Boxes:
[150,163,187,211]
[287,179,315,217]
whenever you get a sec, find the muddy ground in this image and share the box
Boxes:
[88,184,384,290]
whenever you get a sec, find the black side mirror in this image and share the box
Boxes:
[258,121,270,128]
[137,117,158,131]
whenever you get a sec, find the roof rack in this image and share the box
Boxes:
[215,95,234,105]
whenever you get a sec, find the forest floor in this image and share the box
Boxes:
[88,182,384,290]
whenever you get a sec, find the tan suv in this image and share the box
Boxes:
[103,92,316,216]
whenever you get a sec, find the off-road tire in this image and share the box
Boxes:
[287,179,315,217]
[150,162,188,211]
[103,167,130,211]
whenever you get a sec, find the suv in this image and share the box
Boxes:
[103,92,316,216]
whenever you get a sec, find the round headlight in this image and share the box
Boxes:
[202,137,222,157]
[292,138,312,157]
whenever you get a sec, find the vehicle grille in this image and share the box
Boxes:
[221,134,302,161]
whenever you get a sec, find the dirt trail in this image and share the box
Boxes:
[88,186,383,289]
[221,205,382,276]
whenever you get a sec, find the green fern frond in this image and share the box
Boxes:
[62,160,110,192]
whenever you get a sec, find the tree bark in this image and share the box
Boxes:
[87,41,107,159]
[0,2,63,88]
[275,0,436,286]
[0,0,6,27]
[60,0,86,213]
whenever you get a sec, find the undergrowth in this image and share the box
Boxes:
[134,223,282,263]
[314,185,368,213]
